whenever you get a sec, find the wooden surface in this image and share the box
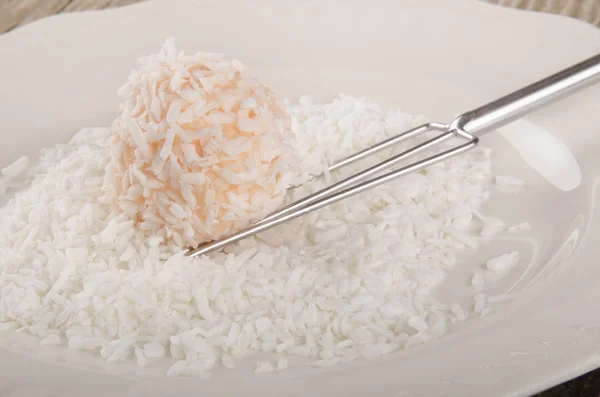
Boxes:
[1,0,600,32]
[1,1,599,396]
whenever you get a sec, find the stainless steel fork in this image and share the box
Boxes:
[187,53,600,257]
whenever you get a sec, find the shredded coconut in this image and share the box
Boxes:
[0,156,30,194]
[221,354,235,369]
[487,294,513,304]
[473,294,486,313]
[480,218,506,238]
[486,251,520,273]
[0,90,520,374]
[495,175,525,188]
[508,222,532,232]
[484,251,521,283]
[255,361,275,373]
[277,358,288,371]
[471,272,485,291]
[1,156,29,178]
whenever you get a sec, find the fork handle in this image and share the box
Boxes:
[453,53,600,136]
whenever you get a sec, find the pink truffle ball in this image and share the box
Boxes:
[104,39,296,248]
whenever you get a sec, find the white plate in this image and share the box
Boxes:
[1,0,600,396]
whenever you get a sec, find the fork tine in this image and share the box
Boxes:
[186,129,478,257]
[329,122,448,172]
[256,126,454,226]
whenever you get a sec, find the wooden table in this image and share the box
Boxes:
[0,1,599,396]
[1,0,600,33]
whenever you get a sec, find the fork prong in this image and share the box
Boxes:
[256,127,454,226]
[329,122,448,172]
[186,129,478,257]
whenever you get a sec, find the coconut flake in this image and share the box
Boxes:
[481,218,506,238]
[471,272,484,290]
[507,222,531,232]
[1,156,29,178]
[486,251,520,274]
[255,361,275,373]
[495,176,525,188]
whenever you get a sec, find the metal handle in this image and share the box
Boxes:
[453,53,600,136]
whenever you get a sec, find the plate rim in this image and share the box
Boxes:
[0,1,600,396]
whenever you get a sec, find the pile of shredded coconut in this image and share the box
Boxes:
[105,39,296,248]
[0,91,526,375]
